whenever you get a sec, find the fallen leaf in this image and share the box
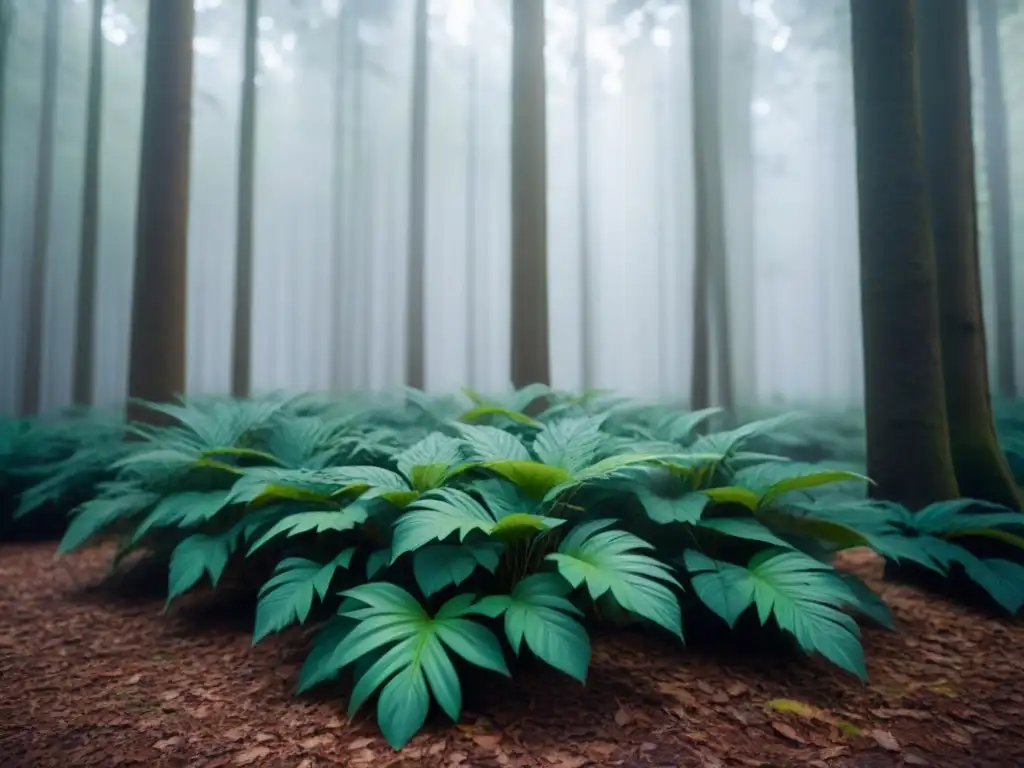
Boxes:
[614,705,634,727]
[300,734,334,750]
[348,738,375,750]
[254,733,275,743]
[767,699,819,719]
[772,722,806,743]
[726,682,748,697]
[871,730,901,752]
[233,746,272,766]
[153,737,182,750]
[471,733,502,750]
[903,754,929,766]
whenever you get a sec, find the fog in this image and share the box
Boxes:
[0,0,1021,414]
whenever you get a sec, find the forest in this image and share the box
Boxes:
[1,0,1023,766]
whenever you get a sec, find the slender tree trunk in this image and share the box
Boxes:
[0,0,14,299]
[231,0,258,398]
[849,0,958,508]
[688,0,732,411]
[916,0,1022,508]
[126,0,195,420]
[405,0,428,389]
[21,0,61,416]
[465,12,479,388]
[977,0,1016,397]
[510,0,551,388]
[72,0,105,407]
[576,0,594,390]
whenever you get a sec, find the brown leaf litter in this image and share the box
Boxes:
[0,544,1022,767]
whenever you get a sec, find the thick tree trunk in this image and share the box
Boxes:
[916,0,1022,508]
[576,0,594,390]
[21,0,61,416]
[231,0,258,398]
[510,0,551,388]
[688,0,733,411]
[126,0,195,420]
[72,0,105,407]
[977,0,1016,398]
[465,12,480,388]
[0,0,13,299]
[849,0,959,508]
[405,0,428,389]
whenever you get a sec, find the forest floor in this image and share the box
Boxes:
[0,544,1021,768]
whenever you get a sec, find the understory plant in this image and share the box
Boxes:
[5,387,1024,749]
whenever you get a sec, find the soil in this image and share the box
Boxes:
[1,544,1022,768]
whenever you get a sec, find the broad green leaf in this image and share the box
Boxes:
[395,433,466,491]
[366,547,392,579]
[456,424,531,462]
[391,489,497,559]
[756,509,870,549]
[167,532,235,605]
[132,490,231,542]
[547,519,683,638]
[252,550,355,644]
[684,548,867,679]
[247,506,368,554]
[532,416,606,474]
[481,460,574,499]
[760,469,872,507]
[635,488,709,525]
[459,405,541,427]
[59,488,161,555]
[696,517,794,549]
[412,544,501,597]
[703,486,761,511]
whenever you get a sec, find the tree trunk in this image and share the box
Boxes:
[21,0,61,416]
[916,0,1022,508]
[0,0,14,300]
[510,0,551,388]
[688,0,733,411]
[465,11,479,388]
[126,0,195,421]
[231,0,258,398]
[977,0,1016,398]
[849,0,959,509]
[72,0,105,407]
[576,0,594,390]
[405,0,428,389]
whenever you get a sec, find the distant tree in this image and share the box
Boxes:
[916,0,1022,508]
[72,0,105,407]
[0,0,14,298]
[510,0,551,387]
[976,0,1017,398]
[21,0,61,415]
[849,0,959,508]
[126,0,195,420]
[406,0,428,389]
[231,0,259,398]
[576,0,595,389]
[688,0,734,411]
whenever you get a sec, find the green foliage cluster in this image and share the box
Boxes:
[3,386,1024,749]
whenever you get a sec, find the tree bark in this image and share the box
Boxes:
[0,0,14,300]
[72,0,105,407]
[126,0,195,421]
[231,0,258,398]
[576,0,594,390]
[977,0,1016,398]
[916,0,1022,508]
[688,0,733,411]
[849,0,959,508]
[405,0,428,389]
[21,0,61,416]
[510,0,551,388]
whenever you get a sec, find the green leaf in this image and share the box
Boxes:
[756,508,871,549]
[395,433,466,491]
[547,519,683,639]
[412,543,501,598]
[760,469,872,507]
[496,573,591,683]
[481,460,574,499]
[684,548,867,679]
[704,486,761,511]
[391,489,497,559]
[252,550,355,644]
[532,416,606,474]
[459,404,541,427]
[167,532,235,605]
[456,424,531,462]
[132,490,231,542]
[635,488,709,525]
[366,547,392,579]
[247,506,368,554]
[696,517,795,549]
[58,488,161,555]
